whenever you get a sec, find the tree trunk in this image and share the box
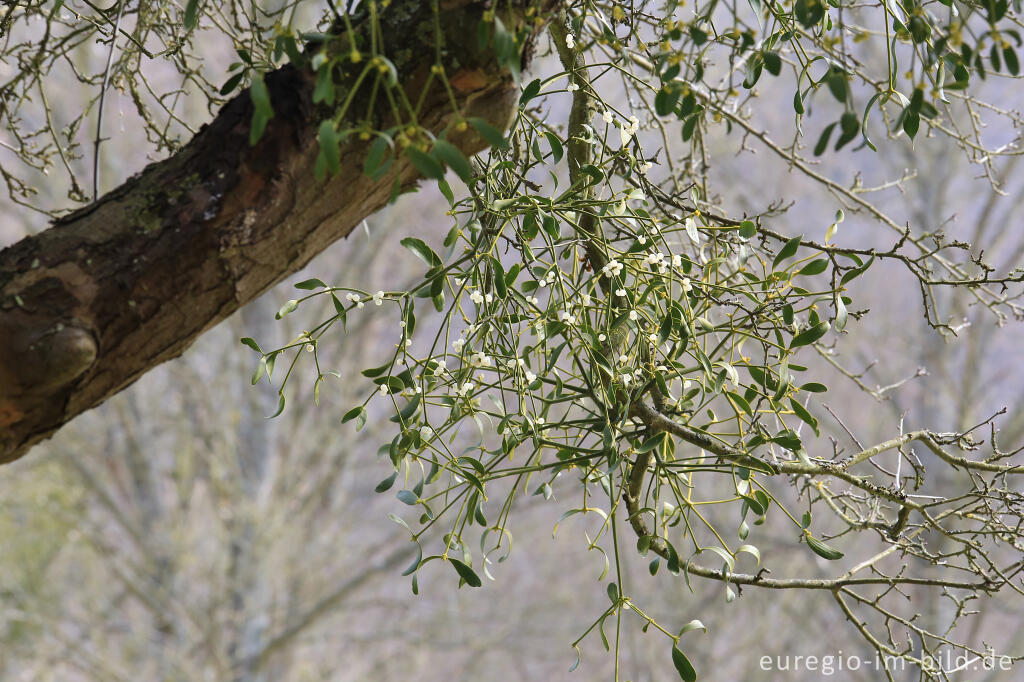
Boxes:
[0,0,546,463]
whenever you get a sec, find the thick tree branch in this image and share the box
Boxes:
[0,0,554,463]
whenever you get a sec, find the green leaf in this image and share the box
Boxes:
[681,112,701,141]
[295,278,326,290]
[734,455,778,475]
[790,321,830,348]
[636,432,668,453]
[477,16,491,50]
[388,513,412,533]
[797,258,828,276]
[581,164,605,185]
[542,214,559,240]
[184,0,201,29]
[249,111,272,146]
[249,72,274,145]
[432,139,474,184]
[377,376,406,394]
[402,544,422,576]
[672,646,698,682]
[220,71,243,96]
[1006,47,1020,76]
[504,263,521,288]
[738,544,761,565]
[267,393,286,418]
[450,558,483,587]
[805,533,844,560]
[909,86,925,114]
[826,66,848,102]
[492,17,521,84]
[813,122,836,156]
[834,111,859,151]
[405,146,445,180]
[251,356,267,385]
[240,337,262,353]
[834,295,849,332]
[318,121,340,177]
[468,117,510,150]
[795,0,825,27]
[375,471,398,493]
[987,42,1003,71]
[679,620,707,637]
[394,395,421,423]
[569,646,581,673]
[544,131,564,163]
[773,235,802,268]
[492,258,507,299]
[738,220,756,239]
[655,86,681,116]
[742,56,763,89]
[726,391,753,416]
[909,16,931,43]
[400,237,441,267]
[523,212,539,240]
[743,493,767,516]
[519,78,542,106]
[703,545,736,572]
[363,135,391,179]
[276,299,298,319]
[313,65,335,105]
[658,311,674,345]
[789,398,820,436]
[313,376,323,406]
[342,406,367,430]
[840,255,874,285]
[772,429,802,452]
[860,92,882,152]
[397,490,418,505]
[903,109,920,140]
[361,362,392,378]
[800,382,828,393]
[280,35,302,65]
[437,178,454,206]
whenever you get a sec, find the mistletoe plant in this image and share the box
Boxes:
[232,1,1024,679]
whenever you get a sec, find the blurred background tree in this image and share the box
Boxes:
[3,1,1024,680]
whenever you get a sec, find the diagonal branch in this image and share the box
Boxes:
[0,0,557,464]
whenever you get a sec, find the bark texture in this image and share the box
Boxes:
[0,0,547,463]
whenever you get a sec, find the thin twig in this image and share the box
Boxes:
[93,0,128,202]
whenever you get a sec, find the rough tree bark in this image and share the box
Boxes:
[0,0,551,464]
